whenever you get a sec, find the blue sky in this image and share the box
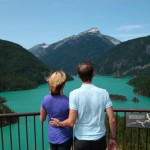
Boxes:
[0,0,150,49]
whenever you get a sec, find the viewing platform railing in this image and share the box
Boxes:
[0,109,150,150]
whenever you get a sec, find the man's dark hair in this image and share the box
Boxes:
[77,61,94,82]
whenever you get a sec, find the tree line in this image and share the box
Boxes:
[128,76,150,97]
[0,96,18,127]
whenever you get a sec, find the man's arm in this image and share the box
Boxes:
[50,109,77,127]
[40,107,47,122]
[106,106,117,150]
[106,106,116,138]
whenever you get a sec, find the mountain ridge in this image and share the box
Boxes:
[29,28,120,74]
[29,28,120,57]
[98,35,150,77]
[0,39,50,91]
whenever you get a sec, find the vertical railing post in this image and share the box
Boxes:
[115,112,118,142]
[130,128,132,150]
[25,116,29,150]
[9,118,13,150]
[34,115,37,150]
[41,121,45,150]
[146,128,148,150]
[122,112,126,150]
[137,128,140,150]
[0,119,4,150]
[17,118,21,150]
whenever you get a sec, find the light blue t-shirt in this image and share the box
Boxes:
[69,84,112,140]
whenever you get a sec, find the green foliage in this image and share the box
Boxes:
[98,35,150,77]
[0,96,18,127]
[105,115,150,150]
[128,76,150,97]
[0,96,6,103]
[0,39,50,92]
[109,94,127,101]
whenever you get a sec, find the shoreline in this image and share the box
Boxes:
[0,96,18,127]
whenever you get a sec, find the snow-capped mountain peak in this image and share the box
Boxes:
[41,43,49,49]
[29,43,49,57]
[79,28,102,37]
[87,28,100,33]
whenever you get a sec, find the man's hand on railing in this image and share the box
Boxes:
[108,138,117,150]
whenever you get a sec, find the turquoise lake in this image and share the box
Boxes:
[0,76,150,150]
[1,76,150,112]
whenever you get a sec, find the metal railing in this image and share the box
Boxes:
[0,109,150,150]
[106,109,150,150]
[0,112,45,150]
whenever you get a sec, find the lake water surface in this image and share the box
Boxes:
[1,76,150,111]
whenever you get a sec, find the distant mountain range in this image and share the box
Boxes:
[98,35,150,77]
[29,29,150,97]
[1,28,150,96]
[29,28,120,74]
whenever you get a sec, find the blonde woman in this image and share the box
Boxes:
[40,71,73,150]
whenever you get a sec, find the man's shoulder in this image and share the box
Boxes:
[93,85,107,92]
[70,88,80,94]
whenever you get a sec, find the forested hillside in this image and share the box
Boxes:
[98,35,150,97]
[98,35,150,77]
[128,76,150,97]
[0,39,50,92]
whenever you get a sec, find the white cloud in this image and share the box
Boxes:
[117,25,143,31]
[113,33,138,38]
[112,33,149,41]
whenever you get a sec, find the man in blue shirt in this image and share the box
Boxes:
[50,61,117,150]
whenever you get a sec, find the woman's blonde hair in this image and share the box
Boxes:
[46,71,66,95]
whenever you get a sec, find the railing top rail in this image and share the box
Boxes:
[113,108,150,112]
[0,112,40,118]
[0,108,150,118]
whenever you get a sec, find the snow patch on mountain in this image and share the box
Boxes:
[41,44,49,49]
[105,35,121,45]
